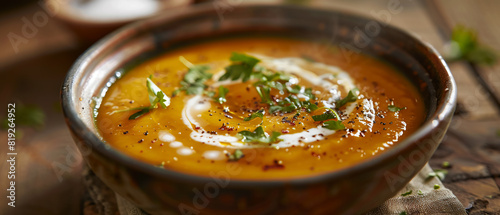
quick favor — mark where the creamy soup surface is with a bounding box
[96,37,425,180]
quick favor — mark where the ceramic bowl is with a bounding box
[62,3,456,215]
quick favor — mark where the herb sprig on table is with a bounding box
[446,25,497,65]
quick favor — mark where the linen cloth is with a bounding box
[82,164,467,215]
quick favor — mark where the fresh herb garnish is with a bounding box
[238,126,282,144]
[336,89,358,108]
[125,76,170,120]
[388,105,406,112]
[442,161,451,168]
[311,108,344,130]
[399,211,407,215]
[401,190,412,196]
[447,25,497,65]
[173,56,212,96]
[215,86,229,104]
[434,184,441,190]
[227,149,244,161]
[417,190,424,195]
[323,120,345,130]
[311,110,337,121]
[219,52,260,82]
[244,110,264,121]
[427,169,448,181]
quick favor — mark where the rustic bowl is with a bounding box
[61,3,456,215]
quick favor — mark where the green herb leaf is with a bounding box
[448,25,497,65]
[442,161,451,168]
[399,211,407,215]
[126,76,170,120]
[227,149,244,161]
[219,52,260,82]
[128,108,151,120]
[434,184,441,190]
[401,190,412,196]
[336,89,358,108]
[427,169,448,181]
[312,110,337,121]
[388,105,406,112]
[215,86,229,104]
[238,126,282,144]
[417,190,424,195]
[176,56,212,95]
[255,85,272,104]
[303,87,316,101]
[323,120,345,130]
[244,110,264,121]
[287,85,302,94]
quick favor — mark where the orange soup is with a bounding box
[96,37,425,179]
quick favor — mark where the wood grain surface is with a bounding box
[0,0,499,214]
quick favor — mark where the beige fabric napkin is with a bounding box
[83,164,466,215]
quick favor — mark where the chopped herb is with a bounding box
[227,149,244,161]
[417,190,424,195]
[129,108,151,120]
[174,56,212,96]
[388,105,406,112]
[255,85,272,104]
[447,25,497,65]
[442,161,451,168]
[287,85,302,94]
[399,211,407,215]
[401,190,412,196]
[323,120,345,130]
[238,126,282,144]
[434,184,441,190]
[121,76,170,120]
[215,86,229,104]
[427,169,448,181]
[244,110,264,121]
[219,52,260,82]
[303,87,316,100]
[336,89,358,108]
[312,110,338,121]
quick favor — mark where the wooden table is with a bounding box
[1,0,499,214]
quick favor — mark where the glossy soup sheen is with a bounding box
[96,37,425,180]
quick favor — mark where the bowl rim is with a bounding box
[62,2,457,186]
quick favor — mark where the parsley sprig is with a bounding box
[336,89,358,108]
[219,52,260,82]
[214,86,229,104]
[311,107,345,130]
[173,56,213,96]
[446,25,497,65]
[244,110,264,121]
[238,126,282,144]
[226,149,244,161]
[122,76,170,120]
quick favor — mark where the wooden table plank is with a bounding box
[430,0,500,113]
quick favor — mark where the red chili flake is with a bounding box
[281,130,290,134]
[159,143,164,146]
[151,139,157,143]
[195,126,200,130]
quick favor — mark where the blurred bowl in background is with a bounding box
[44,0,192,43]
